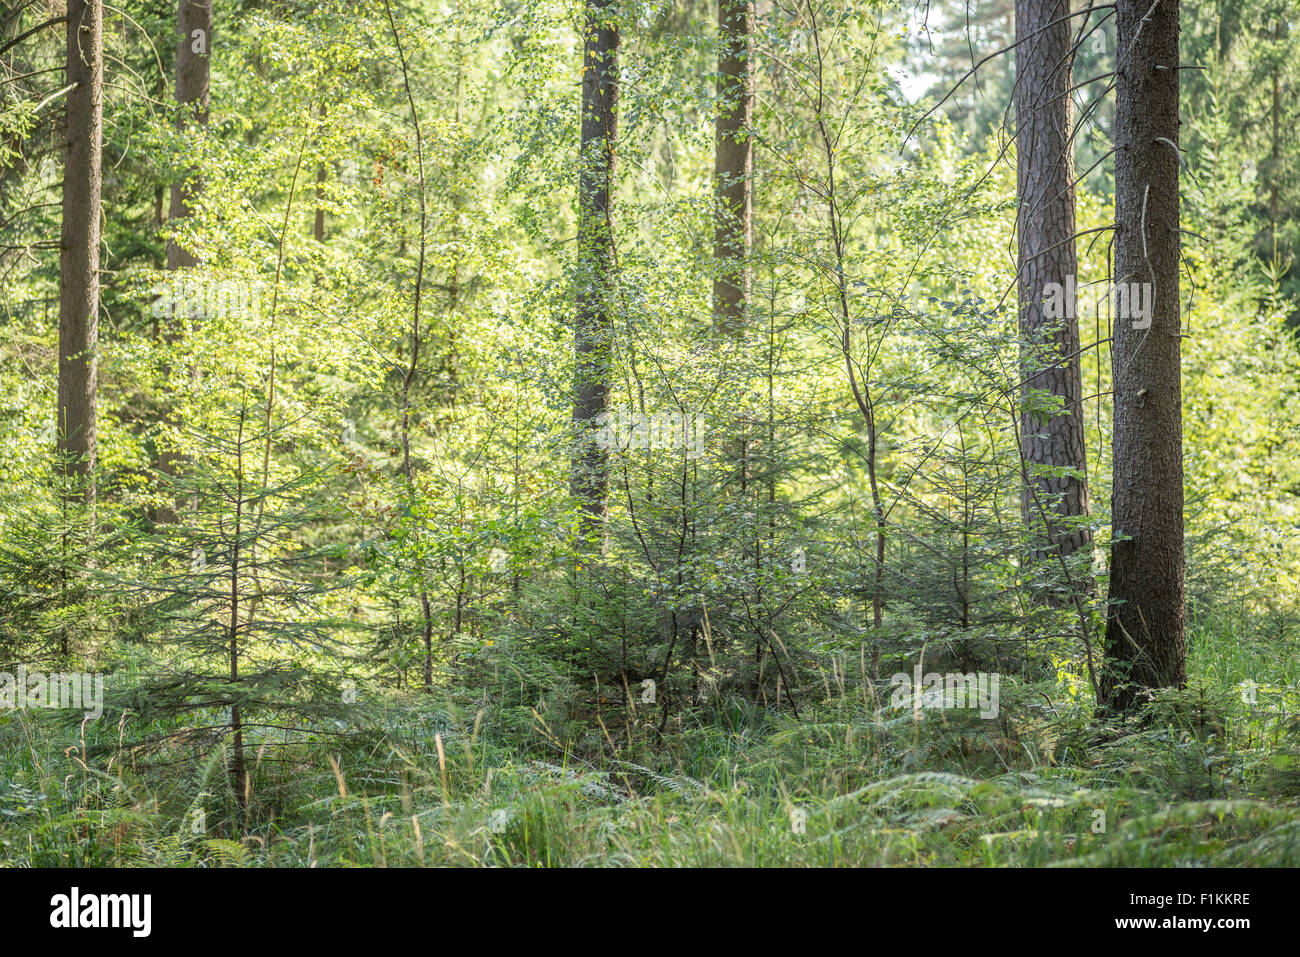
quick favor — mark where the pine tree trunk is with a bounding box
[715,0,755,514]
[166,0,210,271]
[1015,0,1091,566]
[572,0,618,543]
[713,0,752,336]
[153,1,211,524]
[1100,0,1185,712]
[56,0,103,502]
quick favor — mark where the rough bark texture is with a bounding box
[1100,0,1186,712]
[571,0,618,541]
[56,0,103,500]
[1015,0,1091,561]
[166,0,210,271]
[713,0,753,336]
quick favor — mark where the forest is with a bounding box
[1,0,1299,873]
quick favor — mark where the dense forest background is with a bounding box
[2,0,1299,867]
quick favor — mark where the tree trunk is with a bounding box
[56,0,103,502]
[1015,0,1091,567]
[1100,0,1185,712]
[230,410,248,829]
[1270,58,1279,258]
[314,161,326,241]
[571,0,618,544]
[382,0,435,689]
[166,0,210,270]
[315,102,327,242]
[715,0,755,504]
[153,1,211,524]
[713,0,752,336]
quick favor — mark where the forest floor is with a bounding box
[2,615,1298,867]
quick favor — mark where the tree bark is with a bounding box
[315,102,327,242]
[1100,0,1185,712]
[1015,0,1091,565]
[314,161,326,242]
[571,0,618,544]
[166,0,210,271]
[56,0,103,502]
[713,0,752,336]
[153,1,210,523]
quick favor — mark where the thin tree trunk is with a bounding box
[713,0,752,336]
[1270,61,1279,259]
[383,0,437,689]
[314,161,326,242]
[315,102,327,242]
[56,0,102,503]
[806,1,885,633]
[1100,0,1185,713]
[230,409,248,830]
[572,0,618,545]
[1015,0,1091,570]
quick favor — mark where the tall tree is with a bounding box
[1100,0,1186,712]
[315,102,327,242]
[382,0,436,689]
[314,159,326,241]
[56,0,103,502]
[571,0,618,543]
[167,0,211,271]
[713,0,753,335]
[153,0,210,523]
[715,0,755,521]
[1014,0,1092,570]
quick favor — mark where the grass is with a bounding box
[2,616,1299,867]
